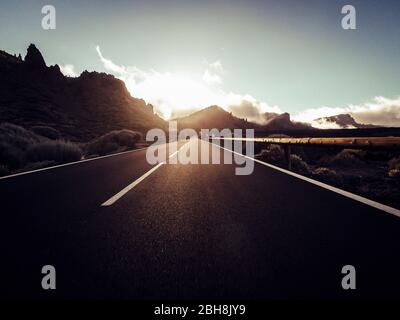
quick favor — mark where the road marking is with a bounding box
[212,142,400,218]
[101,142,188,206]
[0,147,149,181]
[0,140,190,181]
[101,162,164,206]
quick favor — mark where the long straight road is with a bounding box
[1,139,400,299]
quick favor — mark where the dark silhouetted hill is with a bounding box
[176,106,311,133]
[177,105,255,132]
[0,44,166,141]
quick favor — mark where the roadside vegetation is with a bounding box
[256,139,400,209]
[84,129,142,157]
[0,123,144,177]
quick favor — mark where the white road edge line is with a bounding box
[212,142,400,218]
[0,146,149,181]
[101,142,188,207]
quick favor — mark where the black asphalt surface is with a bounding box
[1,139,400,300]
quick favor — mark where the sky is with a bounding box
[0,0,399,127]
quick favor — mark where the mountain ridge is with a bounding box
[176,106,312,132]
[0,44,166,141]
[0,44,386,140]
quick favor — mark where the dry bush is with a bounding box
[0,122,43,169]
[31,126,61,140]
[85,129,143,156]
[312,167,341,185]
[256,144,284,164]
[27,140,82,164]
[290,154,311,175]
[256,145,311,175]
[319,149,366,167]
[0,122,42,148]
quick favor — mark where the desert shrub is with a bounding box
[388,157,400,177]
[31,126,60,140]
[0,122,42,149]
[256,144,284,163]
[85,129,142,156]
[0,142,26,169]
[290,154,311,175]
[0,123,44,169]
[312,167,341,185]
[0,164,9,177]
[313,167,337,176]
[27,140,82,164]
[291,146,308,163]
[319,149,366,167]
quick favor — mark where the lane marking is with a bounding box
[101,162,164,207]
[0,140,189,181]
[101,142,189,206]
[0,147,148,181]
[211,142,400,218]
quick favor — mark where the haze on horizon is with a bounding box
[0,0,399,127]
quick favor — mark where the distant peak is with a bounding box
[25,44,46,68]
[205,105,225,112]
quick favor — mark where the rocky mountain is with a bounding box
[176,105,255,132]
[314,114,378,129]
[0,44,166,141]
[176,106,311,132]
[261,112,311,131]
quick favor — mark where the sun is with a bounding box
[123,72,224,119]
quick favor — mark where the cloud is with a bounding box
[203,69,222,85]
[94,46,400,128]
[293,96,400,128]
[224,93,281,123]
[202,60,223,85]
[59,64,77,77]
[95,46,126,74]
[349,96,400,127]
[310,118,349,129]
[95,46,280,121]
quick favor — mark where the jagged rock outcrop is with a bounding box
[24,44,46,69]
[0,44,166,141]
[261,112,311,131]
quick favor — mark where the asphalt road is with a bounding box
[1,139,400,300]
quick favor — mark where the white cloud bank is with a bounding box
[293,96,400,128]
[95,46,280,122]
[95,46,400,128]
[202,60,223,85]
